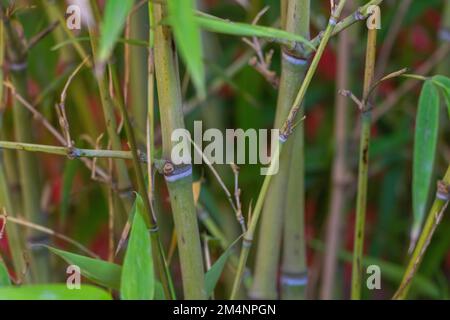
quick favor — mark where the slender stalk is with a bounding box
[280,0,310,300]
[127,4,148,144]
[88,1,134,209]
[250,0,310,300]
[351,27,377,300]
[3,13,49,282]
[0,141,139,160]
[230,0,348,299]
[152,2,206,299]
[393,166,450,299]
[320,3,353,299]
[0,20,28,279]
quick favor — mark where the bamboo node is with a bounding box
[280,271,308,287]
[27,234,51,248]
[148,226,159,234]
[282,50,308,66]
[437,180,450,201]
[438,28,450,43]
[354,9,366,21]
[67,147,81,159]
[8,61,27,71]
[163,162,193,183]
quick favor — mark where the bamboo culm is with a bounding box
[152,2,206,300]
[351,27,377,300]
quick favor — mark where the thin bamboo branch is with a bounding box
[393,166,450,299]
[2,212,98,258]
[351,26,377,300]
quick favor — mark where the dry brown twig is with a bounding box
[0,208,98,258]
[243,6,279,88]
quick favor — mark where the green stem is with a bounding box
[250,0,310,300]
[0,20,28,281]
[280,0,310,300]
[230,1,348,299]
[152,2,206,300]
[88,1,134,207]
[393,166,450,299]
[351,27,377,300]
[3,14,49,282]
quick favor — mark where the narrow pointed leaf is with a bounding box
[0,284,112,300]
[195,15,315,50]
[98,0,134,62]
[167,0,205,98]
[432,75,450,119]
[412,80,440,240]
[0,259,11,287]
[205,237,241,297]
[121,194,155,300]
[46,246,122,290]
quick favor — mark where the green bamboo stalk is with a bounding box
[351,27,377,300]
[0,20,28,281]
[231,0,348,299]
[152,2,206,300]
[393,166,450,299]
[3,13,50,282]
[280,0,310,300]
[128,4,148,144]
[250,0,310,300]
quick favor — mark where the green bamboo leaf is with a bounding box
[0,284,112,300]
[204,236,241,297]
[46,246,122,290]
[432,75,450,119]
[167,0,205,98]
[121,194,155,300]
[195,15,315,50]
[0,259,11,287]
[98,0,134,62]
[412,80,440,242]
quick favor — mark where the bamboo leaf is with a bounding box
[195,15,315,50]
[204,236,240,297]
[412,80,440,243]
[167,0,205,98]
[0,259,11,287]
[0,284,112,300]
[121,194,155,300]
[98,0,134,62]
[46,246,122,290]
[432,75,450,119]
